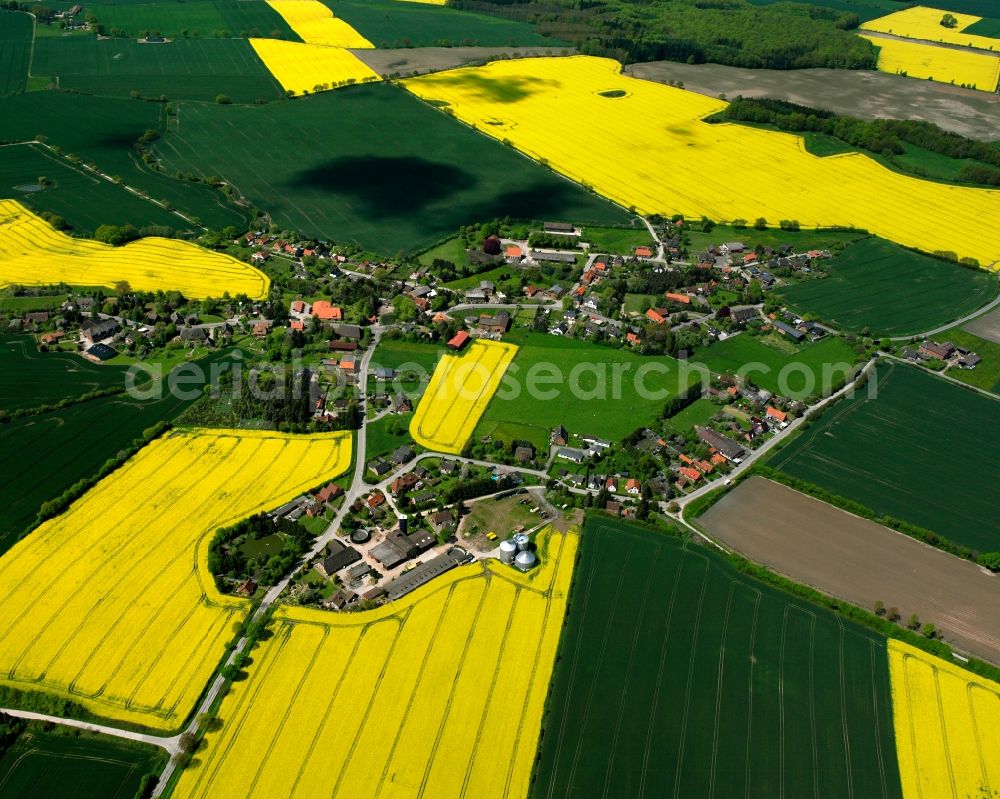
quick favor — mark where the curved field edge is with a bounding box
[0,428,352,733]
[171,526,578,798]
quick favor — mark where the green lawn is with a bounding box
[693,332,860,400]
[685,223,865,255]
[476,332,694,450]
[769,360,1000,553]
[323,0,564,48]
[442,264,518,290]
[0,143,182,233]
[0,10,31,96]
[417,235,469,268]
[532,515,902,799]
[0,92,250,230]
[664,397,719,433]
[0,334,129,412]
[0,293,69,312]
[0,348,237,554]
[622,293,660,314]
[89,0,301,40]
[0,727,165,799]
[152,82,630,253]
[365,411,414,461]
[778,238,997,337]
[580,223,653,254]
[32,36,283,102]
[370,338,442,373]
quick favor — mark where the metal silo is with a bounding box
[514,533,531,552]
[514,549,537,572]
[499,539,517,565]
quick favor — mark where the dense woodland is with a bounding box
[450,0,876,69]
[715,97,1000,186]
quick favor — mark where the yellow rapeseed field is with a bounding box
[174,526,578,799]
[403,56,1000,266]
[862,6,999,51]
[265,0,373,47]
[860,34,1000,91]
[410,338,518,454]
[0,199,269,298]
[249,39,379,95]
[0,429,352,731]
[887,640,1000,799]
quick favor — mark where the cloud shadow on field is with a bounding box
[286,156,475,216]
[422,72,557,104]
[464,181,607,223]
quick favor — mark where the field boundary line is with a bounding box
[868,641,890,799]
[743,589,762,799]
[928,658,960,799]
[966,684,993,795]
[835,618,855,799]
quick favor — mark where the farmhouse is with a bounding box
[316,541,362,578]
[544,221,576,235]
[664,292,691,305]
[447,330,470,350]
[557,448,586,463]
[695,426,746,462]
[382,549,468,600]
[80,318,119,343]
[772,321,806,342]
[505,245,523,262]
[634,246,654,258]
[332,324,363,340]
[478,311,510,334]
[312,301,342,321]
[370,534,419,569]
[919,340,955,360]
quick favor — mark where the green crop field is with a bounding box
[322,0,563,48]
[0,143,181,233]
[88,0,301,40]
[770,360,1000,553]
[0,727,164,799]
[476,331,693,450]
[0,11,31,96]
[532,515,902,799]
[0,335,129,412]
[152,82,630,252]
[692,333,860,400]
[778,238,997,337]
[0,348,237,554]
[370,337,442,373]
[0,92,250,230]
[32,36,283,103]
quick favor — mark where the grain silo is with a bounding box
[499,538,517,565]
[514,549,537,572]
[514,533,531,552]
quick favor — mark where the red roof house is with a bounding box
[447,330,470,350]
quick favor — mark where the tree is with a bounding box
[754,217,768,230]
[114,280,132,296]
[907,613,920,630]
[215,94,232,104]
[887,606,900,622]
[178,731,198,753]
[921,623,936,639]
[873,600,885,617]
[978,552,1000,571]
[941,13,958,27]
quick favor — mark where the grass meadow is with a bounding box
[476,331,693,450]
[770,360,1000,553]
[0,92,250,230]
[32,36,283,103]
[693,333,859,400]
[778,238,997,336]
[152,82,629,253]
[532,516,902,799]
[0,143,181,233]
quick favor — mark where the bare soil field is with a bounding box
[351,46,571,77]
[627,62,1000,141]
[699,476,1000,664]
[964,304,1000,344]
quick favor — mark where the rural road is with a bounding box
[0,708,179,752]
[889,290,1000,342]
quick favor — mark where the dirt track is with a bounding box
[700,477,1000,664]
[627,62,1000,141]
